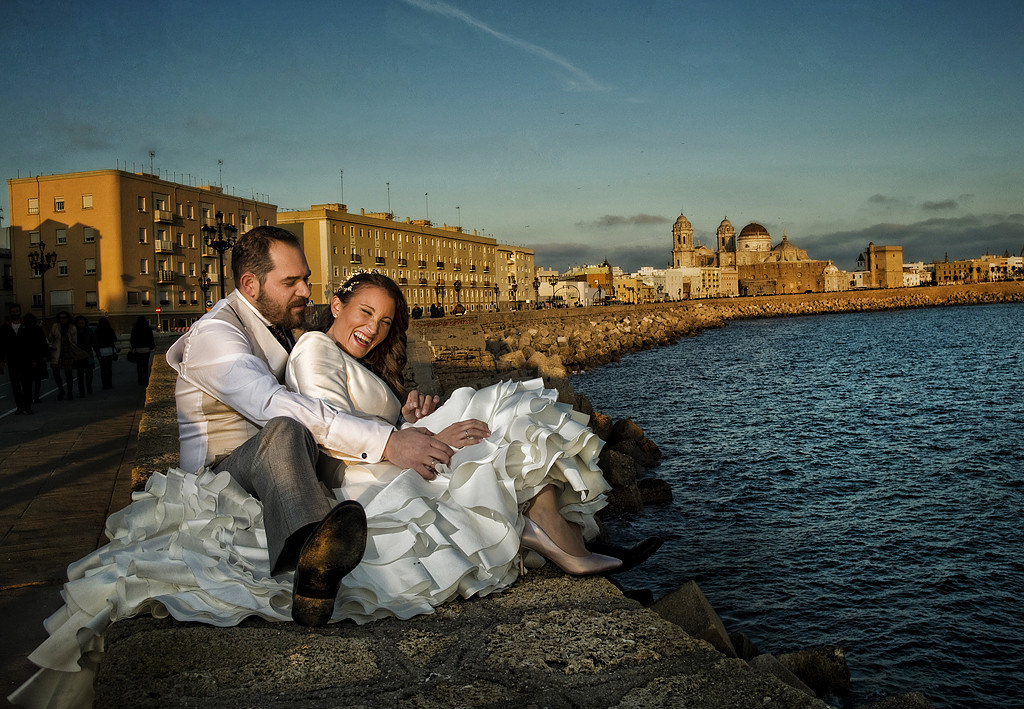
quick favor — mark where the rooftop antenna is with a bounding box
[340,170,344,204]
[218,160,223,188]
[149,151,154,175]
[386,182,391,215]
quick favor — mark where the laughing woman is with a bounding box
[284,272,622,622]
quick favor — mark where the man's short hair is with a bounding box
[231,226,302,285]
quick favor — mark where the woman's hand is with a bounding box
[434,419,491,449]
[402,390,440,424]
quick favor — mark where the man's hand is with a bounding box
[401,390,440,424]
[383,427,455,480]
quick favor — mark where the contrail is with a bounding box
[398,0,610,92]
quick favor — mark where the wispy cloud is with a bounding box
[577,214,671,228]
[397,0,610,92]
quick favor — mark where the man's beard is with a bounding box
[255,291,306,329]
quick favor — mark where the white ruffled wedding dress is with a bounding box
[10,330,610,709]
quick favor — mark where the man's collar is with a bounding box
[233,289,272,327]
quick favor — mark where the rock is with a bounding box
[853,691,935,709]
[609,417,645,445]
[777,646,852,697]
[637,477,673,505]
[651,581,737,658]
[749,653,816,697]
[598,448,640,487]
[602,485,644,515]
[729,631,760,661]
[590,411,613,440]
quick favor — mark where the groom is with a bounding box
[167,225,454,626]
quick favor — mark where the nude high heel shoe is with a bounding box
[520,518,622,575]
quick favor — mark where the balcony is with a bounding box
[483,266,490,273]
[157,270,176,284]
[418,260,427,268]
[398,277,408,285]
[397,258,408,267]
[154,209,174,223]
[155,239,175,253]
[469,265,476,272]
[419,278,428,286]
[350,254,363,265]
[436,261,445,269]
[453,263,461,271]
[375,256,386,266]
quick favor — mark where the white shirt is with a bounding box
[166,290,393,472]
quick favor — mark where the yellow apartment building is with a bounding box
[7,169,276,331]
[278,204,534,313]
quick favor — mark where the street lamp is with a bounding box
[453,279,462,303]
[27,241,58,317]
[532,277,540,308]
[198,273,212,311]
[492,284,500,311]
[201,211,238,300]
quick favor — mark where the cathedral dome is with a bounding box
[737,222,772,252]
[674,214,692,229]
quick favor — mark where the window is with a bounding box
[142,290,151,305]
[82,194,93,209]
[29,231,40,245]
[155,195,168,211]
[140,259,149,274]
[83,227,95,243]
[188,204,195,220]
[57,261,69,276]
[127,291,140,305]
[176,232,184,246]
[139,228,148,244]
[32,294,43,308]
[189,263,197,276]
[189,234,196,248]
[54,197,65,212]
[85,258,96,275]
[138,196,147,212]
[51,290,74,307]
[56,229,67,245]
[85,291,98,307]
[28,198,39,215]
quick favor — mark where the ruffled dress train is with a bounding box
[10,378,609,709]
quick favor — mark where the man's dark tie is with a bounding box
[268,325,294,353]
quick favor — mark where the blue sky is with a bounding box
[3,0,1022,272]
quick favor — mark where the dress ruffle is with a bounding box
[10,378,608,709]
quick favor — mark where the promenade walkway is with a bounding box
[0,353,153,707]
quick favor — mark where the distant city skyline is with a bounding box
[3,0,1022,273]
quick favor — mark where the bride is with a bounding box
[283,272,623,621]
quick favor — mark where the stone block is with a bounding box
[650,581,737,658]
[598,448,640,487]
[749,653,816,697]
[637,477,673,505]
[777,646,852,697]
[853,691,935,709]
[729,631,760,661]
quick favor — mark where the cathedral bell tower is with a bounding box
[672,214,694,268]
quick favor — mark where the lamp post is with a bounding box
[453,279,462,303]
[27,241,58,317]
[198,273,212,311]
[509,277,518,311]
[201,211,238,300]
[532,277,540,308]
[492,284,500,311]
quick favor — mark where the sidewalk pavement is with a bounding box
[0,352,159,706]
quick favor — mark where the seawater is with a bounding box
[571,302,1024,709]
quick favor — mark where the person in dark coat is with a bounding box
[130,316,156,386]
[0,304,31,413]
[94,317,119,389]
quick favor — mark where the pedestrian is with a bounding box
[47,311,78,401]
[74,315,96,396]
[0,303,32,413]
[94,317,119,389]
[20,313,50,409]
[129,316,155,386]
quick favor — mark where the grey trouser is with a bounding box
[213,417,333,573]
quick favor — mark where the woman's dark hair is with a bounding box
[327,273,409,398]
[96,317,115,335]
[56,310,72,333]
[132,316,150,332]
